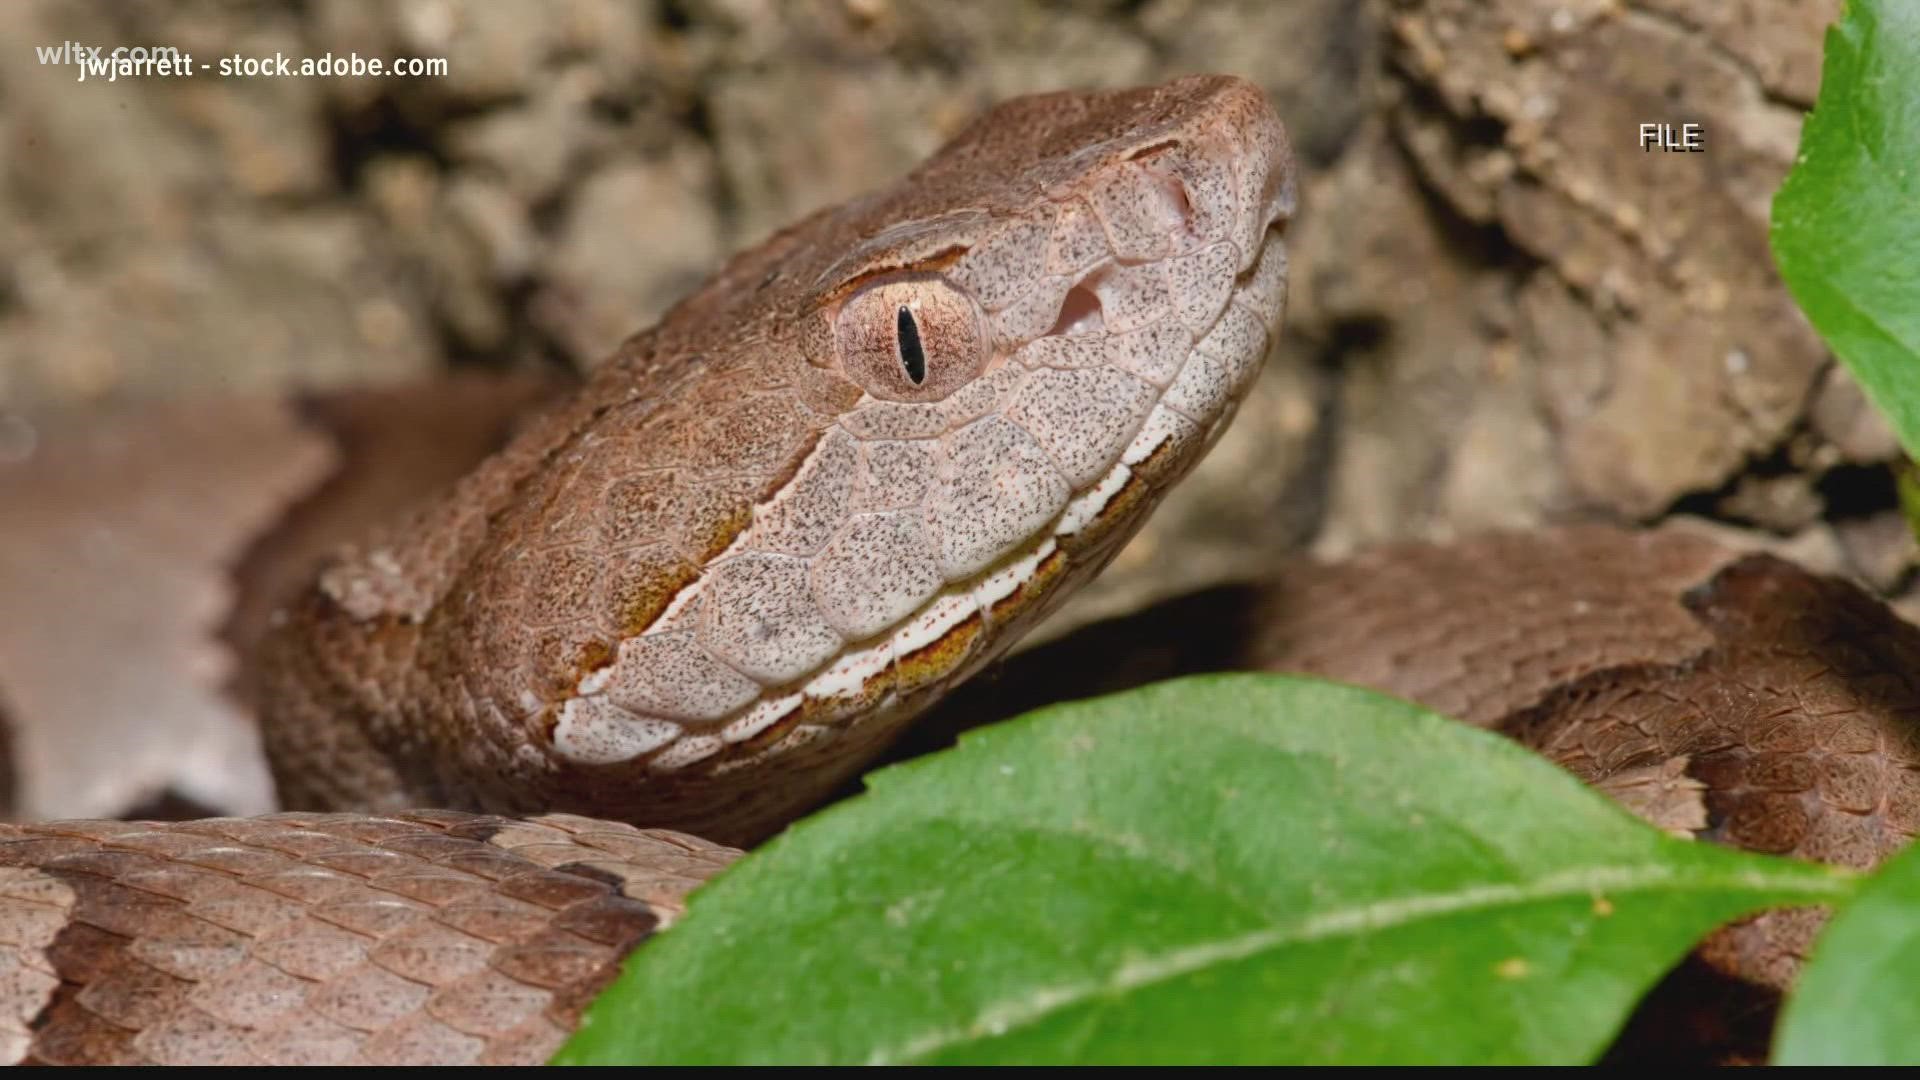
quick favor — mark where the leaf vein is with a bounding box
[872,861,1846,1064]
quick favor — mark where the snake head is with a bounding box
[557,76,1296,834]
[267,76,1294,844]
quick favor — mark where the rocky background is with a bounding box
[2,0,1907,622]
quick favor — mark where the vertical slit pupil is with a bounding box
[896,306,927,385]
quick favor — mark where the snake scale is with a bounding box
[3,74,1917,1065]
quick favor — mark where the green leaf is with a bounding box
[555,675,1850,1065]
[1775,838,1920,1064]
[1771,0,1920,457]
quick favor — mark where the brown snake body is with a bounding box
[1,73,1913,1065]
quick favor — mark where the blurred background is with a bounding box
[2,0,1903,624]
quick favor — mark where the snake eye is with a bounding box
[833,276,988,402]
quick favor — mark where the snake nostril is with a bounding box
[1048,284,1105,337]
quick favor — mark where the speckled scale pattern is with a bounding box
[258,76,1296,845]
[0,812,736,1065]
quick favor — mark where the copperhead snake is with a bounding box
[0,74,1913,1064]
